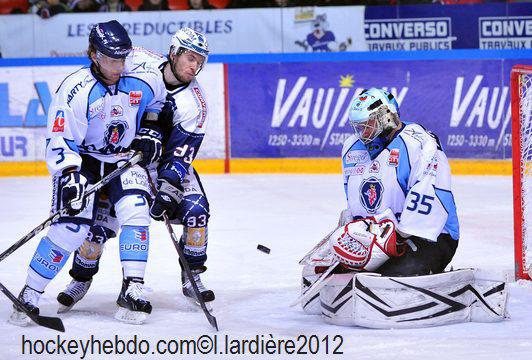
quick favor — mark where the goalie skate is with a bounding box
[114,278,152,325]
[8,285,41,327]
[57,278,93,313]
[182,266,215,309]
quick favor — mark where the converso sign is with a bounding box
[228,59,522,160]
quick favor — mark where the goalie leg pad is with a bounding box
[319,269,508,328]
[301,265,324,315]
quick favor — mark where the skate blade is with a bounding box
[114,306,148,325]
[57,304,74,314]
[8,310,31,327]
[184,296,214,312]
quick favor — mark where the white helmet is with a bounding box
[170,27,209,62]
[348,88,400,144]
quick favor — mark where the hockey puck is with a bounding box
[257,244,271,254]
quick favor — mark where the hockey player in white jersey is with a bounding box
[55,27,215,312]
[10,20,167,326]
[300,88,460,312]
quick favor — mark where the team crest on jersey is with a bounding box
[49,249,64,263]
[52,110,65,132]
[129,91,142,106]
[111,105,123,117]
[388,149,400,167]
[359,177,384,214]
[104,121,129,147]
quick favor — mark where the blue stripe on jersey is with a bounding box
[433,186,460,240]
[45,138,78,153]
[65,139,79,153]
[86,82,107,122]
[118,76,156,130]
[392,136,411,196]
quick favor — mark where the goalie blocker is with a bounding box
[319,269,508,328]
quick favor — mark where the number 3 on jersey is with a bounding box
[406,191,434,215]
[173,144,195,164]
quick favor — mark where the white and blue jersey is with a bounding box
[156,73,208,186]
[341,122,459,242]
[45,47,167,176]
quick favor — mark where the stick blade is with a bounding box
[33,314,65,332]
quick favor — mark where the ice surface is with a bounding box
[0,175,531,359]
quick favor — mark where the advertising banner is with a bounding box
[0,63,225,161]
[228,58,525,160]
[0,9,282,58]
[0,4,530,58]
[364,2,532,51]
[281,6,366,53]
[0,127,46,162]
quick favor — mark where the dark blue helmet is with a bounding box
[89,20,132,59]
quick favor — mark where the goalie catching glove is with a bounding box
[330,218,405,271]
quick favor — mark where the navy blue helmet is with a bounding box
[89,20,132,59]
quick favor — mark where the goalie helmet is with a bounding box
[170,27,209,62]
[348,88,401,144]
[89,20,132,59]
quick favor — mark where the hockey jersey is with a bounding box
[341,122,459,242]
[45,47,167,176]
[156,71,208,186]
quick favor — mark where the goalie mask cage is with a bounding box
[512,64,532,281]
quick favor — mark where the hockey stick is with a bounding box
[148,180,218,331]
[0,282,64,332]
[298,225,341,265]
[0,152,142,263]
[290,261,340,308]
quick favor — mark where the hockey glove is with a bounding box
[150,179,184,221]
[130,127,163,167]
[59,169,88,215]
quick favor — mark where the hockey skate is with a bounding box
[8,285,42,326]
[182,266,215,309]
[115,277,152,325]
[57,278,93,313]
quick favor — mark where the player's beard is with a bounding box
[92,61,121,86]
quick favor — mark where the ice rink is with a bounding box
[0,174,531,359]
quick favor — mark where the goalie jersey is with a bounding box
[45,47,167,176]
[341,122,459,242]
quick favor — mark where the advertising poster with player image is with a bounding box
[228,58,526,160]
[281,6,366,53]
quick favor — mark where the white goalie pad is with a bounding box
[320,269,508,328]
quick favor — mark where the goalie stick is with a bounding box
[298,225,341,265]
[290,261,340,307]
[0,152,142,263]
[148,180,219,331]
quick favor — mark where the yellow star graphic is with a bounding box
[339,74,355,88]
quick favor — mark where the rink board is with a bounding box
[1,52,529,176]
